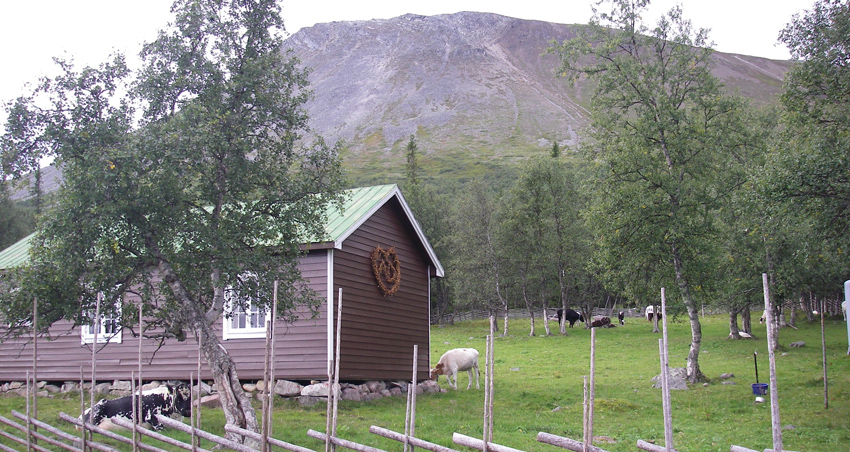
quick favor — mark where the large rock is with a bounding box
[93,383,112,394]
[194,381,212,397]
[418,380,441,393]
[111,380,131,391]
[275,380,303,397]
[340,388,362,401]
[651,367,689,390]
[301,382,330,397]
[200,394,221,408]
[365,381,386,393]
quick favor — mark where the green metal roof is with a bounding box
[323,184,397,242]
[0,233,35,270]
[0,185,444,276]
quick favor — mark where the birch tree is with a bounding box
[552,0,749,382]
[0,0,343,443]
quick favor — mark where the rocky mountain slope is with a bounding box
[283,11,791,184]
[12,12,792,197]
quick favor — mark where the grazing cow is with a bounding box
[430,348,480,390]
[81,383,192,431]
[556,308,585,328]
[618,311,625,326]
[645,306,662,321]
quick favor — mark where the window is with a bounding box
[81,302,122,344]
[223,275,269,340]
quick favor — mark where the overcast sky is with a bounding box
[0,0,813,105]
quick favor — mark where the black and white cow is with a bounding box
[81,383,192,431]
[556,308,585,328]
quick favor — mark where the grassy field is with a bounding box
[1,314,848,452]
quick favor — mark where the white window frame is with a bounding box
[81,299,122,344]
[223,276,269,340]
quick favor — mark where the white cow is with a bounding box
[430,348,480,390]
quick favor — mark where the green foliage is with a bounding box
[446,180,506,315]
[766,0,850,243]
[499,156,599,335]
[1,0,344,333]
[0,184,35,251]
[405,134,419,187]
[0,0,344,436]
[550,0,761,381]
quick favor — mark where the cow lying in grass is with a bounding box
[430,348,480,390]
[81,383,192,431]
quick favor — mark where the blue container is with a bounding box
[752,383,768,395]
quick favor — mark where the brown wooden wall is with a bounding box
[333,197,431,382]
[0,252,331,383]
[0,197,435,384]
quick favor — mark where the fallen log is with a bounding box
[155,415,256,452]
[225,423,317,452]
[636,439,678,452]
[369,426,460,452]
[109,416,211,452]
[59,412,170,452]
[307,429,388,452]
[535,432,609,452]
[452,432,525,452]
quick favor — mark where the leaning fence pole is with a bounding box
[586,328,597,452]
[582,376,588,452]
[267,280,279,452]
[189,372,197,452]
[197,331,203,444]
[31,296,38,439]
[262,307,273,452]
[482,334,490,452]
[87,293,102,452]
[324,324,334,452]
[26,370,32,452]
[80,368,87,452]
[136,302,143,452]
[403,344,419,452]
[487,332,494,440]
[331,288,344,451]
[131,372,137,452]
[762,273,783,452]
[820,298,828,410]
[660,289,672,452]
[91,293,101,421]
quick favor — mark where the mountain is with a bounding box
[283,11,791,186]
[11,12,792,198]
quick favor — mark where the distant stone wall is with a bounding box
[0,378,445,406]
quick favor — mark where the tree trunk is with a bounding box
[560,299,568,335]
[155,259,260,446]
[742,306,752,335]
[521,281,537,337]
[671,246,705,383]
[805,292,814,322]
[728,308,742,339]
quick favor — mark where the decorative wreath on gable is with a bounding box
[371,246,401,297]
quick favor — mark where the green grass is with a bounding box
[2,314,849,451]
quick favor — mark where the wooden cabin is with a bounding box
[0,184,443,383]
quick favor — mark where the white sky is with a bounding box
[0,0,813,106]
